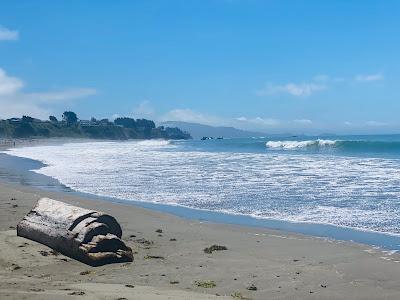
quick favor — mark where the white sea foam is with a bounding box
[134,139,173,147]
[6,140,400,236]
[266,139,337,149]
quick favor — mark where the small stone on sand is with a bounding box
[68,291,85,296]
[8,264,21,271]
[39,250,49,256]
[247,284,257,291]
[203,245,228,254]
[79,270,91,275]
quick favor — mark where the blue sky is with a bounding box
[0,0,399,134]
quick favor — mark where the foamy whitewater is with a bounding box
[6,136,400,236]
[266,139,337,149]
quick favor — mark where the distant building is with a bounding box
[79,120,92,126]
[8,118,21,124]
[80,119,104,127]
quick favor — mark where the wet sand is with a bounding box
[1,181,400,299]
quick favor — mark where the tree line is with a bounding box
[0,111,191,140]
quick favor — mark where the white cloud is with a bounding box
[0,68,24,95]
[0,67,96,119]
[127,101,353,133]
[161,108,224,126]
[344,121,352,126]
[355,73,384,82]
[250,117,280,126]
[257,82,326,97]
[236,116,281,127]
[161,107,308,130]
[256,72,385,99]
[0,25,19,41]
[236,116,247,121]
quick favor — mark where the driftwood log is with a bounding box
[17,198,133,266]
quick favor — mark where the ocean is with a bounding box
[4,135,400,249]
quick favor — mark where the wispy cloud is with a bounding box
[0,25,19,41]
[236,116,280,126]
[161,108,223,126]
[256,81,326,97]
[141,103,313,131]
[28,88,97,103]
[355,73,384,82]
[365,120,387,127]
[257,72,385,98]
[0,67,96,119]
[132,100,156,119]
[293,119,312,125]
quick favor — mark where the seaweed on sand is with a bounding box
[203,245,228,254]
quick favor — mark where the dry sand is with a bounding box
[1,182,400,299]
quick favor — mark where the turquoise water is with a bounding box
[177,135,400,158]
[4,134,400,250]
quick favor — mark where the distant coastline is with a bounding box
[0,112,191,140]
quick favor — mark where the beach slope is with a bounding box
[1,182,400,299]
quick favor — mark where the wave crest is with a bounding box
[266,139,337,149]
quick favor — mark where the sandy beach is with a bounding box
[0,181,400,300]
[3,1,400,298]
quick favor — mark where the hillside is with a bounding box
[0,114,191,140]
[160,121,266,139]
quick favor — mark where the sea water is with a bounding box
[5,135,400,240]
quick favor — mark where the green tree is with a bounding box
[22,115,34,122]
[49,115,58,123]
[62,111,78,125]
[114,117,137,128]
[14,122,36,137]
[136,119,155,129]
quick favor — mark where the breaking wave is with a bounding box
[266,139,400,154]
[266,139,337,149]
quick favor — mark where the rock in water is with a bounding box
[17,198,133,266]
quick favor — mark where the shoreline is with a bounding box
[2,182,400,299]
[2,138,400,298]
[2,139,400,252]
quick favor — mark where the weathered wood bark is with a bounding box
[17,198,133,266]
